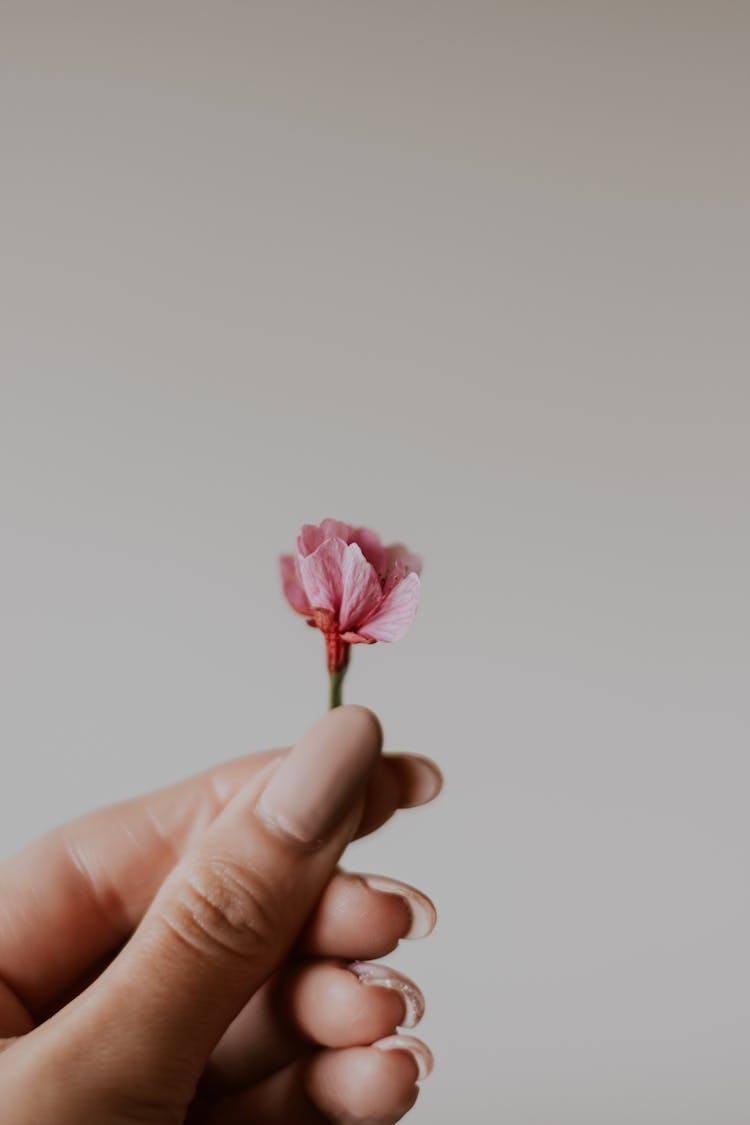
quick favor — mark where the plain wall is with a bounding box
[1,3,748,1122]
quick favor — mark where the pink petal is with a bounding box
[351,526,386,575]
[338,543,384,633]
[320,517,355,541]
[384,543,423,576]
[297,524,325,557]
[280,555,310,614]
[359,572,421,642]
[381,558,406,597]
[298,537,347,616]
[297,519,355,558]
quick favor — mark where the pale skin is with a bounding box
[0,706,441,1123]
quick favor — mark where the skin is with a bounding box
[0,706,441,1123]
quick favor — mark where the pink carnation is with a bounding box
[280,518,422,675]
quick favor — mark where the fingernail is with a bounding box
[390,754,443,808]
[347,961,425,1029]
[373,1035,434,1080]
[360,874,437,940]
[257,707,381,844]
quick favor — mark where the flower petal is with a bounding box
[280,554,310,614]
[320,517,355,542]
[351,526,386,575]
[381,558,405,597]
[384,543,423,576]
[298,537,347,616]
[359,572,421,642]
[297,519,355,558]
[297,524,324,557]
[338,543,384,633]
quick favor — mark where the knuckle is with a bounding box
[163,854,282,962]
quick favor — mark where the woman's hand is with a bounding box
[0,706,441,1123]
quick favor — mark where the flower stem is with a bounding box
[329,667,346,709]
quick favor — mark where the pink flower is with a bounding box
[280,518,422,677]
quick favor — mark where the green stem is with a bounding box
[329,667,346,709]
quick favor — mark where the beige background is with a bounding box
[1,3,749,1122]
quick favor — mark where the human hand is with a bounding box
[0,706,441,1123]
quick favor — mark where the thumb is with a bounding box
[69,705,382,1104]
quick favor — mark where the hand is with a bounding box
[0,706,441,1123]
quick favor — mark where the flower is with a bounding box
[280,519,422,696]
